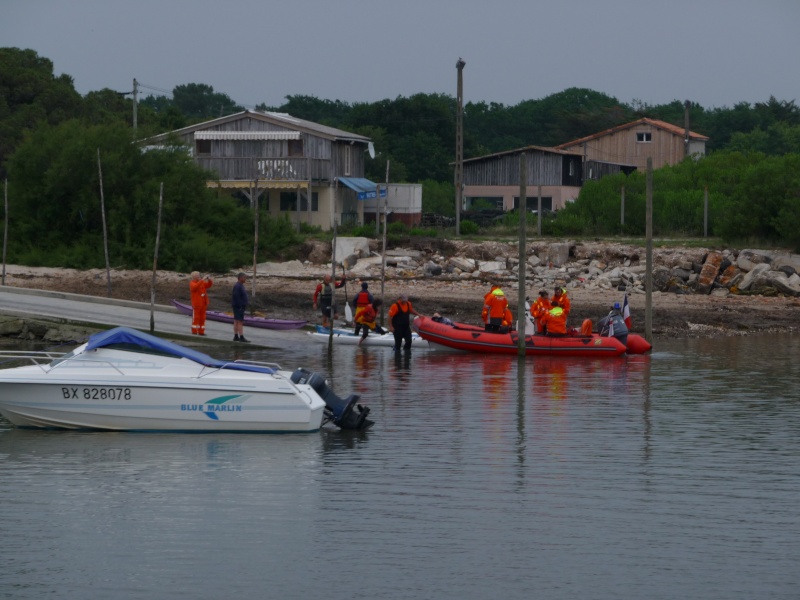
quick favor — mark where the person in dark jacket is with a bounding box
[232,272,249,343]
[597,302,629,346]
[312,273,346,328]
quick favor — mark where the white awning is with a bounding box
[194,131,301,140]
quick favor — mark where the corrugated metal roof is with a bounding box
[194,131,300,140]
[142,110,371,145]
[452,145,582,166]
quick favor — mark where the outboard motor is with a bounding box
[290,368,373,430]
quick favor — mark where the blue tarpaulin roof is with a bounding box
[85,327,275,373]
[338,177,387,200]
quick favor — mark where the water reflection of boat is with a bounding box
[171,299,307,330]
[413,316,628,357]
[0,327,372,432]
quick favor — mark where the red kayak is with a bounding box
[413,316,628,357]
[171,300,307,330]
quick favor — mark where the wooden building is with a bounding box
[555,117,709,171]
[461,145,584,213]
[143,110,385,230]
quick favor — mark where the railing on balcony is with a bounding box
[195,157,331,181]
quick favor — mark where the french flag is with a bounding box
[622,293,632,329]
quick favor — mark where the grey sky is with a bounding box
[3,0,799,110]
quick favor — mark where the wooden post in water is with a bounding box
[328,177,338,346]
[455,58,465,236]
[149,182,164,333]
[517,152,527,356]
[97,149,111,297]
[2,178,8,286]
[645,158,653,343]
[251,179,259,298]
[380,161,390,325]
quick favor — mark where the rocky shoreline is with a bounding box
[1,239,799,342]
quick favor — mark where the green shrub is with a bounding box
[388,221,408,235]
[351,224,376,238]
[460,220,479,235]
[410,227,438,237]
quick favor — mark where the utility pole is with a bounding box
[517,152,527,356]
[133,78,138,132]
[645,158,653,344]
[455,58,465,236]
[683,99,691,158]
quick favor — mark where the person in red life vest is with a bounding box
[541,300,567,336]
[356,299,385,346]
[352,281,374,336]
[531,289,551,333]
[482,284,501,326]
[553,286,571,321]
[189,271,213,335]
[312,273,346,329]
[388,294,422,352]
[482,287,508,332]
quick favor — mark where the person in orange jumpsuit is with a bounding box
[482,284,500,326]
[531,289,551,333]
[553,286,571,320]
[189,271,213,335]
[501,307,514,330]
[541,301,567,336]
[482,288,508,332]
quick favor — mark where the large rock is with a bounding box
[696,251,723,294]
[771,252,800,273]
[334,237,370,261]
[763,271,800,296]
[717,263,741,288]
[547,243,571,267]
[737,249,773,272]
[478,261,507,275]
[448,257,476,272]
[737,263,771,291]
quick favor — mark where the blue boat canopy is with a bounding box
[84,327,275,374]
[338,177,387,200]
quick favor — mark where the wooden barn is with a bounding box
[555,117,708,171]
[142,110,385,230]
[461,145,584,213]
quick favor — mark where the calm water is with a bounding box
[1,333,799,599]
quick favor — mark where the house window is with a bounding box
[288,139,303,157]
[636,132,652,143]
[344,145,352,176]
[280,191,318,211]
[196,139,211,154]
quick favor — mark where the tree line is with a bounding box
[1,46,799,271]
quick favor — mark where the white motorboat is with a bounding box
[309,325,427,348]
[0,327,372,432]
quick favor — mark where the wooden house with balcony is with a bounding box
[143,110,385,230]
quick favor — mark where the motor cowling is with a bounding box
[290,368,373,430]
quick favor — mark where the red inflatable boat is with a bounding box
[413,317,650,357]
